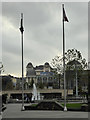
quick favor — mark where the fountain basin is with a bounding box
[24,100,64,111]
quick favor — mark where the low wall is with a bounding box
[2,89,73,99]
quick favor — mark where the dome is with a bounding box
[26,62,33,68]
[26,62,36,76]
[44,62,49,66]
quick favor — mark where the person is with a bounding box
[26,96,30,103]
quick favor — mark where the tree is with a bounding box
[0,62,4,75]
[51,48,88,95]
[65,48,87,69]
[51,55,63,74]
[65,49,87,96]
[38,82,44,89]
[52,71,60,89]
[30,79,34,88]
[2,75,14,90]
[5,81,14,90]
[51,48,87,71]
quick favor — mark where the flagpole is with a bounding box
[19,13,24,111]
[62,4,67,111]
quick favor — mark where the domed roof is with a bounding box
[26,62,33,68]
[44,62,49,66]
[26,62,36,76]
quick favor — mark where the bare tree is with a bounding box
[51,48,87,72]
[0,62,4,75]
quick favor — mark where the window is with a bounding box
[37,77,42,83]
[43,77,47,83]
[48,77,53,83]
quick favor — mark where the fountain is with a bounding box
[24,83,64,111]
[37,92,40,100]
[31,83,40,101]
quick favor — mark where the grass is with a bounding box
[30,104,37,107]
[61,103,82,109]
[30,102,83,109]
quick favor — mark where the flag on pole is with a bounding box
[63,6,69,22]
[62,4,68,111]
[20,13,24,34]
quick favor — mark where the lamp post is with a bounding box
[75,61,81,98]
[75,63,78,97]
[19,13,24,111]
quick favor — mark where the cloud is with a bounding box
[2,2,88,76]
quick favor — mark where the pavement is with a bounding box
[2,103,88,118]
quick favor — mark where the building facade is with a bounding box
[26,62,59,89]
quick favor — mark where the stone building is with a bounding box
[26,62,36,84]
[26,62,59,89]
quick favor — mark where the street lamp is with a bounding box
[19,13,24,111]
[75,63,78,97]
[74,61,81,97]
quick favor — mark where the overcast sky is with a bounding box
[2,2,88,77]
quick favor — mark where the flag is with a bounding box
[63,7,69,22]
[19,13,24,33]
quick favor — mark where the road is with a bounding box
[2,104,88,118]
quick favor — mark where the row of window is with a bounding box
[27,77,59,83]
[38,77,53,80]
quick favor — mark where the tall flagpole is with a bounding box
[19,13,24,111]
[62,4,67,111]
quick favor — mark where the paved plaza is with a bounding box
[1,103,88,119]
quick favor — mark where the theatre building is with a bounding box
[25,62,59,89]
